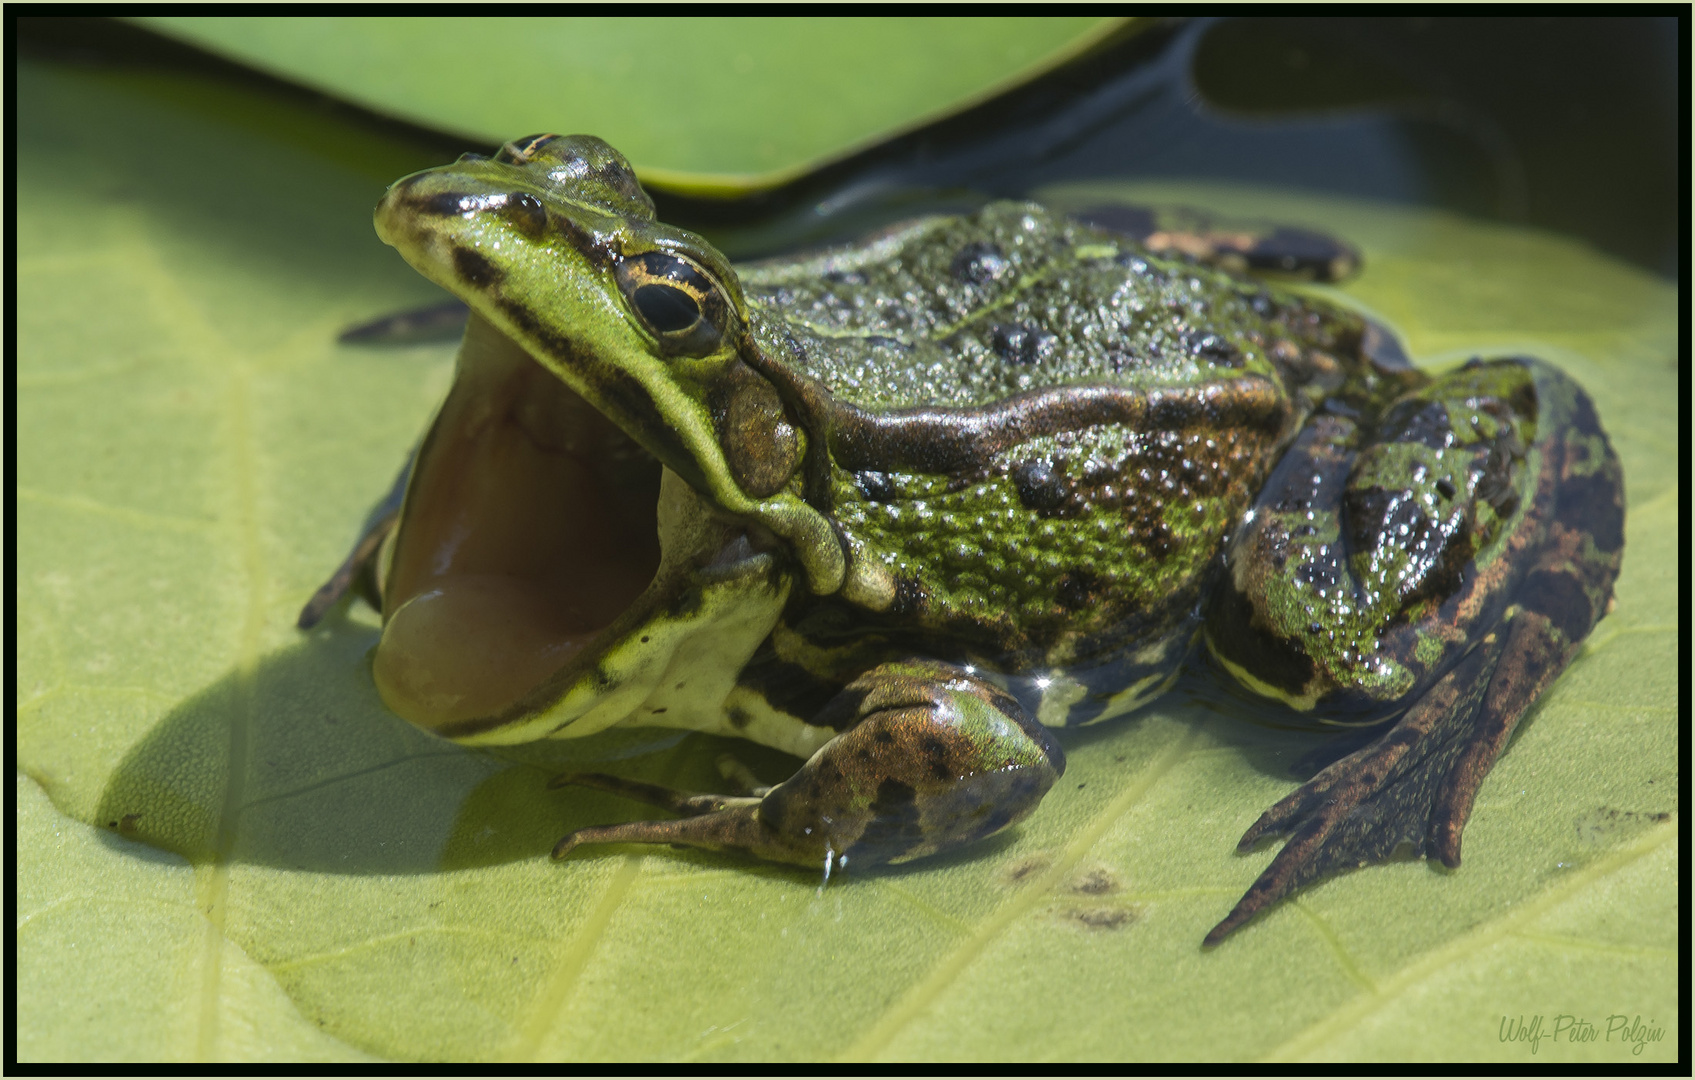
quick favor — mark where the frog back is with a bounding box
[731,203,1375,725]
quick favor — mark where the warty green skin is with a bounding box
[308,135,1624,944]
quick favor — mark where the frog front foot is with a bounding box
[1203,356,1624,945]
[551,660,1065,873]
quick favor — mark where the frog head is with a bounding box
[369,135,839,744]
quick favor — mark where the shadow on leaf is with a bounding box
[93,609,1392,885]
[95,617,707,875]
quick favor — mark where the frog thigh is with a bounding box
[551,659,1066,872]
[1202,357,1624,943]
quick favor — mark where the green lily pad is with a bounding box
[129,15,1126,192]
[15,57,1678,1063]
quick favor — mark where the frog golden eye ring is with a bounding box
[614,250,732,356]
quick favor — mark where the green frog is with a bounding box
[302,135,1624,944]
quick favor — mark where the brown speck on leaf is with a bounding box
[1063,906,1137,931]
[999,854,1053,885]
[1575,806,1676,845]
[1067,867,1121,895]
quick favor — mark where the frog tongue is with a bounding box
[373,315,662,733]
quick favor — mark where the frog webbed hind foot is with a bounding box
[1205,633,1505,946]
[1203,357,1624,944]
[1206,565,1619,946]
[550,660,1065,872]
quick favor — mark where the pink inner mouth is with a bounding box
[373,322,661,733]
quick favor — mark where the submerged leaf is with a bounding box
[132,16,1128,190]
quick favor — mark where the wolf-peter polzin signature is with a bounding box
[1499,1013,1665,1055]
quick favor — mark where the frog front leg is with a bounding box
[297,448,415,628]
[550,659,1065,872]
[1202,356,1624,944]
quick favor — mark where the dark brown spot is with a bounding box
[889,576,930,618]
[1522,567,1599,642]
[1556,467,1625,554]
[854,470,898,502]
[1056,569,1100,611]
[1185,332,1241,368]
[1377,399,1453,450]
[847,778,924,864]
[991,323,1053,365]
[951,241,1008,285]
[1562,379,1601,434]
[1294,561,1339,589]
[922,735,954,780]
[1013,460,1069,512]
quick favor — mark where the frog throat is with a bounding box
[371,316,793,740]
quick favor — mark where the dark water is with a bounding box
[676,17,1682,276]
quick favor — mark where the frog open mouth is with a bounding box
[371,316,666,734]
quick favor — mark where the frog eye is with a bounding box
[614,250,733,357]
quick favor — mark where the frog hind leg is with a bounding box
[549,659,1065,872]
[1069,204,1361,282]
[1203,357,1624,945]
